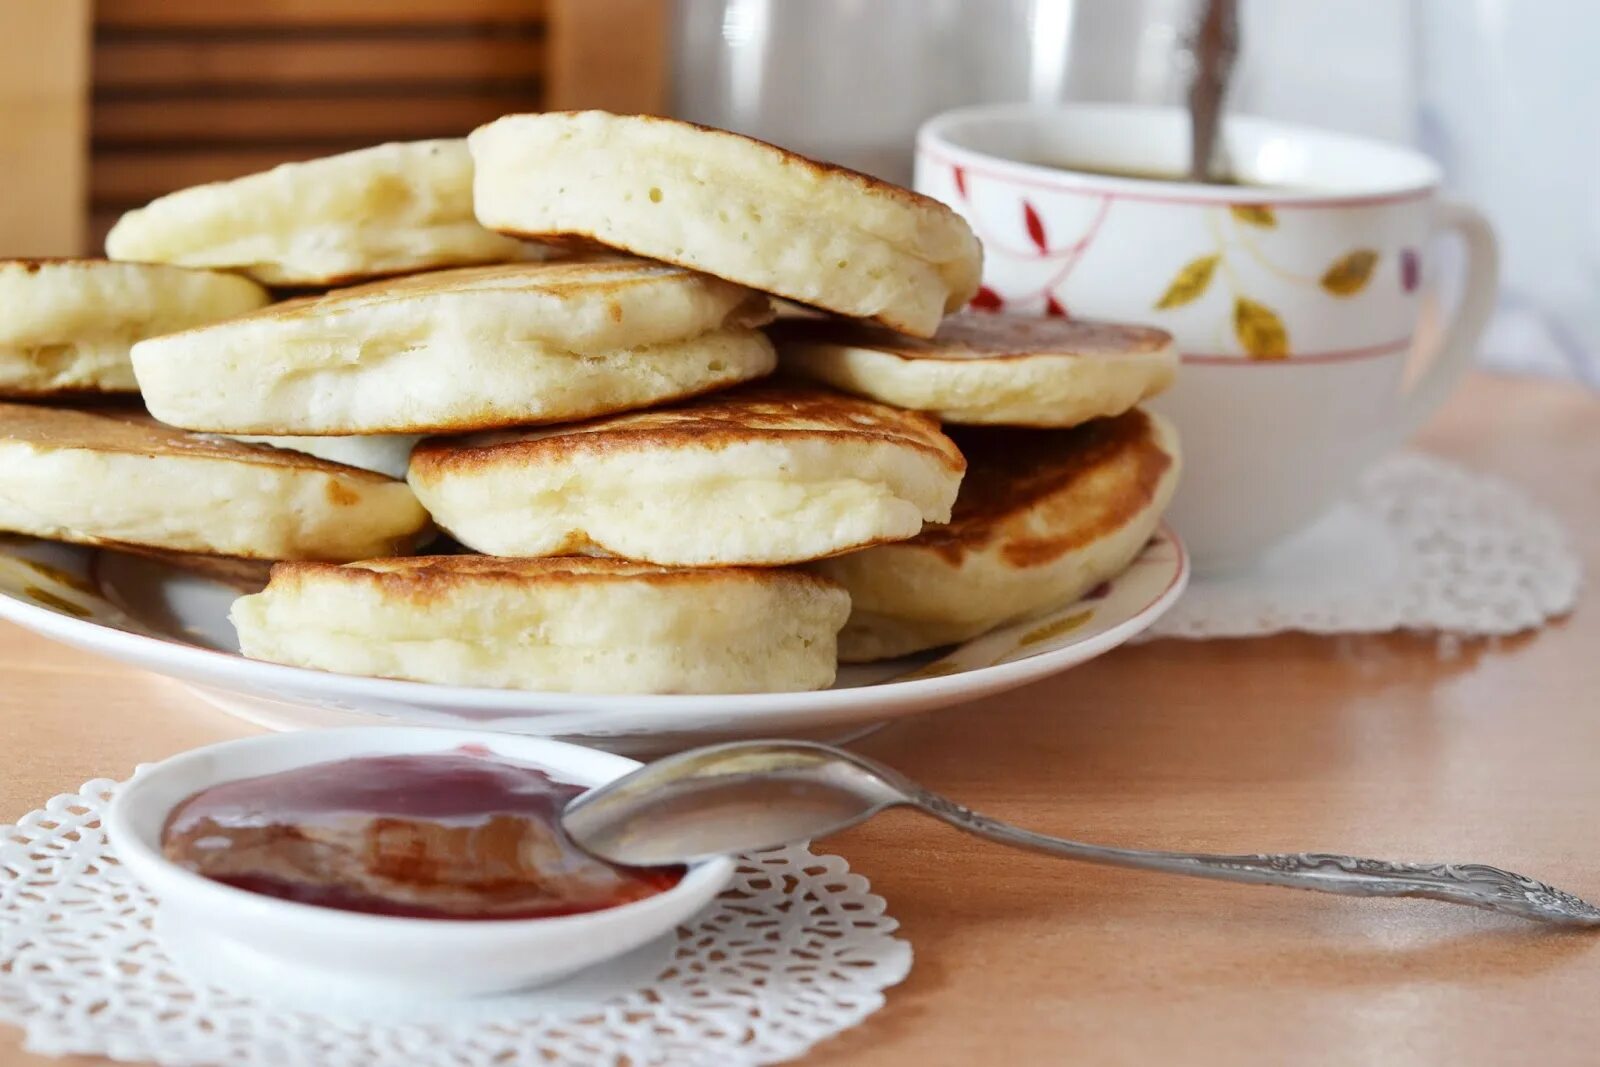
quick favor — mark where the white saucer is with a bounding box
[0,529,1186,751]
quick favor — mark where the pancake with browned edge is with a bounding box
[0,258,268,397]
[408,382,965,566]
[231,555,851,693]
[470,111,981,338]
[774,312,1177,426]
[812,408,1181,661]
[0,402,429,561]
[130,260,776,435]
[105,140,525,286]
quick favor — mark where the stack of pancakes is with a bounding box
[0,113,1179,694]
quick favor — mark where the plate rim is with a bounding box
[0,526,1188,716]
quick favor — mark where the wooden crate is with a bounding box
[85,0,667,253]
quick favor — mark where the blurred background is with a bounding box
[2,0,1593,383]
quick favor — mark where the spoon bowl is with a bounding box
[562,741,905,866]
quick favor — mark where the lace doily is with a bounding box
[0,776,911,1067]
[1147,451,1581,639]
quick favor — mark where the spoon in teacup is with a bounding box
[1186,0,1239,183]
[564,740,1600,927]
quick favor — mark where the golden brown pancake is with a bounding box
[104,139,525,286]
[0,404,369,468]
[470,111,981,337]
[777,313,1172,361]
[0,257,270,397]
[262,554,829,594]
[413,382,965,465]
[774,312,1178,426]
[812,408,1182,661]
[0,402,430,561]
[129,259,777,435]
[231,555,852,693]
[918,414,1175,565]
[406,382,966,566]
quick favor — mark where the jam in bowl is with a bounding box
[106,728,735,1002]
[161,750,684,921]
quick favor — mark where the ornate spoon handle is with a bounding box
[906,788,1600,927]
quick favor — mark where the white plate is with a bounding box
[0,529,1187,752]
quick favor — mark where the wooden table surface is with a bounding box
[3,372,1597,1067]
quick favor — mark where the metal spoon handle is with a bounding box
[907,788,1600,927]
[1186,0,1239,182]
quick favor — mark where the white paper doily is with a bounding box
[0,776,911,1067]
[1146,451,1581,639]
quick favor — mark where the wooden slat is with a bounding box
[94,93,535,144]
[545,0,665,113]
[92,145,370,203]
[88,209,125,254]
[98,0,545,29]
[0,0,90,254]
[96,35,543,90]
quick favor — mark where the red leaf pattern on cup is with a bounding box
[970,286,1004,311]
[952,165,967,199]
[1045,294,1069,318]
[1023,201,1047,252]
[1401,248,1420,293]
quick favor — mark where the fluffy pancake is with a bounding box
[0,259,269,396]
[230,555,851,694]
[130,260,777,435]
[774,313,1178,426]
[105,140,526,286]
[470,111,981,338]
[408,383,965,566]
[0,403,430,561]
[813,409,1181,661]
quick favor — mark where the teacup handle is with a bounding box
[1398,199,1500,439]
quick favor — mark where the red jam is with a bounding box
[160,751,683,920]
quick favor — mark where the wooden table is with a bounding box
[3,373,1597,1067]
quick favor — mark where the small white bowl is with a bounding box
[106,727,734,1001]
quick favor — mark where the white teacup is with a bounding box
[915,103,1497,573]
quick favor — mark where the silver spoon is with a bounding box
[564,740,1600,927]
[1186,0,1239,183]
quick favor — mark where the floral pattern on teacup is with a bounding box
[924,153,1430,363]
[1147,205,1384,359]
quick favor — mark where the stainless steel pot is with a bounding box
[670,0,1198,183]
